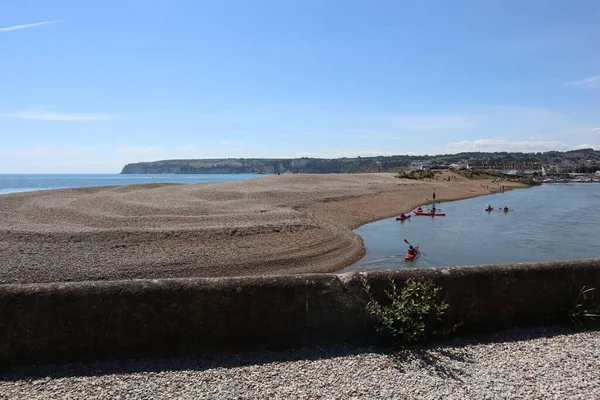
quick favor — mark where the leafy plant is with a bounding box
[361,277,449,347]
[396,169,439,180]
[567,286,600,328]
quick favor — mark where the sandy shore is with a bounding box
[0,171,525,284]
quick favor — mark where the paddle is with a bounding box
[429,202,441,210]
[403,239,422,255]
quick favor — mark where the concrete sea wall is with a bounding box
[1,259,599,367]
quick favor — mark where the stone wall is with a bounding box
[1,259,599,367]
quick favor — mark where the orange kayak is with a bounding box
[405,246,419,260]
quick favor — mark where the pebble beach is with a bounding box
[1,326,598,399]
[0,171,519,284]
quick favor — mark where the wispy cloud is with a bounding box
[0,143,130,173]
[116,146,162,156]
[220,140,245,146]
[447,139,567,152]
[350,131,405,140]
[290,149,402,158]
[567,76,600,88]
[2,107,113,121]
[572,143,600,150]
[294,132,347,140]
[394,114,479,131]
[447,139,598,153]
[0,20,59,33]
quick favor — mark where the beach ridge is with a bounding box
[0,171,526,284]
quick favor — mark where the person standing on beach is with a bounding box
[433,192,436,201]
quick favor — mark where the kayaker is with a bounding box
[417,207,422,212]
[400,212,407,219]
[408,245,416,256]
[431,205,437,213]
[504,206,509,212]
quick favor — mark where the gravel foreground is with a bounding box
[2,326,598,400]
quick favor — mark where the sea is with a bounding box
[0,174,268,195]
[342,183,600,272]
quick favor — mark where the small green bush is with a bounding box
[567,286,600,328]
[361,277,449,347]
[396,169,438,180]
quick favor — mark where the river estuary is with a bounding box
[342,183,600,272]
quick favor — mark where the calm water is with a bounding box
[0,174,268,195]
[342,183,600,272]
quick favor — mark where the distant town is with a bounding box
[409,148,600,183]
[121,148,600,182]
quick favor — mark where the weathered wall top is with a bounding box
[1,259,599,368]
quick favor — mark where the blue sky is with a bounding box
[1,0,599,173]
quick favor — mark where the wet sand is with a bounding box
[0,171,525,284]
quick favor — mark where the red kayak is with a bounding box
[413,211,446,216]
[405,246,419,260]
[396,214,411,221]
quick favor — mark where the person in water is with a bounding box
[408,245,416,255]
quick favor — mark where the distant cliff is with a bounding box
[120,157,395,174]
[120,149,600,174]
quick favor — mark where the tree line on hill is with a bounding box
[120,148,600,174]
